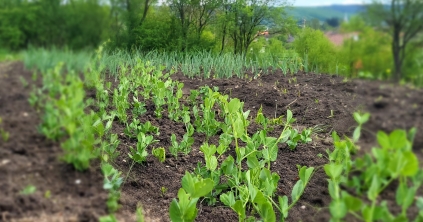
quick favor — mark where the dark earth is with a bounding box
[0,61,422,221]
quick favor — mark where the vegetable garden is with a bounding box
[0,49,422,222]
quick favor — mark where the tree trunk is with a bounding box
[392,27,402,81]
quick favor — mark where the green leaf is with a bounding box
[169,199,183,222]
[152,147,166,163]
[416,197,423,211]
[278,196,289,218]
[377,131,390,150]
[299,166,314,184]
[407,127,417,145]
[373,201,393,221]
[221,155,235,175]
[353,126,361,142]
[200,143,216,157]
[362,205,373,221]
[367,175,380,201]
[20,185,37,195]
[257,201,276,222]
[181,172,197,195]
[324,164,343,180]
[396,181,416,211]
[341,192,362,212]
[279,129,291,142]
[232,200,246,221]
[169,189,199,222]
[286,110,293,123]
[192,178,214,198]
[329,200,347,219]
[291,180,304,202]
[327,180,337,200]
[389,130,408,150]
[220,191,236,207]
[206,156,218,172]
[228,98,241,114]
[246,155,260,169]
[400,151,419,176]
[233,114,245,138]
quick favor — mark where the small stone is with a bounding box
[1,159,10,166]
[22,112,28,117]
[301,205,306,209]
[75,179,81,185]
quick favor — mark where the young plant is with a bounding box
[125,119,159,138]
[132,93,147,117]
[112,76,130,123]
[352,111,370,142]
[128,132,158,164]
[20,185,37,195]
[169,133,195,157]
[169,172,214,222]
[152,147,166,163]
[0,117,9,142]
[101,133,120,163]
[325,120,422,221]
[102,163,123,213]
[255,105,270,130]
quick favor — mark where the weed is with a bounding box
[0,117,9,142]
[20,185,36,195]
[160,187,168,197]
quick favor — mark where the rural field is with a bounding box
[0,51,422,222]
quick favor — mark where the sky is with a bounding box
[292,0,371,6]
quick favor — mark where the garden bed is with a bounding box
[0,61,422,221]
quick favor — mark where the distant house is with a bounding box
[325,31,359,46]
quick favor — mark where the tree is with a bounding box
[109,0,154,49]
[167,0,220,51]
[226,0,293,55]
[325,17,340,28]
[366,0,423,81]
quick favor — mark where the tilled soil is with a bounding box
[1,62,422,221]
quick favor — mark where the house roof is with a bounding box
[325,31,359,46]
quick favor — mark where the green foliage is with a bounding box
[0,117,10,142]
[339,20,393,79]
[23,47,92,73]
[169,172,214,222]
[20,185,37,195]
[152,147,166,163]
[29,63,104,171]
[0,0,110,50]
[325,112,422,221]
[352,112,370,142]
[293,28,340,74]
[128,132,158,164]
[102,163,123,213]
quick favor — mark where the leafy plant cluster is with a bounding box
[28,63,114,171]
[169,92,314,221]
[102,58,314,221]
[324,113,423,221]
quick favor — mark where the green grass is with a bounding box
[99,50,304,78]
[23,47,92,73]
[0,48,22,62]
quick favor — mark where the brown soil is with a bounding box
[1,62,422,221]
